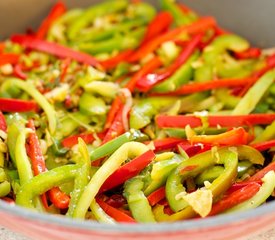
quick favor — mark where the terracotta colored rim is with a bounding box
[0,200,274,233]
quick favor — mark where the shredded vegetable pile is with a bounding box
[1,0,275,223]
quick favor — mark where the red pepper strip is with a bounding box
[250,140,275,152]
[226,181,262,195]
[190,127,249,146]
[60,58,71,82]
[0,197,15,205]
[208,181,261,216]
[13,64,27,80]
[156,113,275,129]
[135,34,203,92]
[128,17,216,62]
[11,35,99,67]
[146,138,187,152]
[104,97,124,130]
[61,132,105,148]
[151,77,255,96]
[27,119,48,209]
[147,186,166,206]
[248,162,275,182]
[105,194,127,208]
[96,199,136,223]
[0,111,7,132]
[178,3,193,13]
[36,2,66,39]
[62,133,94,148]
[140,11,173,46]
[102,105,126,144]
[177,142,207,157]
[125,56,162,92]
[100,150,155,193]
[0,53,20,66]
[47,187,70,209]
[234,47,261,60]
[100,50,134,70]
[27,119,70,209]
[0,98,38,112]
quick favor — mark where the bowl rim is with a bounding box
[0,199,274,233]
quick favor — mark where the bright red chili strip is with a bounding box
[156,113,275,129]
[11,35,99,67]
[136,34,203,92]
[100,150,155,193]
[0,53,20,66]
[96,198,136,223]
[147,186,166,206]
[250,140,275,152]
[36,2,66,39]
[0,98,38,112]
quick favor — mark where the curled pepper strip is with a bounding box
[0,53,20,66]
[165,147,238,212]
[11,35,99,67]
[73,142,150,219]
[5,79,57,134]
[0,98,38,113]
[16,164,80,209]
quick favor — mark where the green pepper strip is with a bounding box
[124,176,156,223]
[78,27,146,55]
[195,34,250,82]
[90,199,116,224]
[5,79,57,134]
[67,138,91,217]
[225,171,275,213]
[90,129,148,161]
[153,52,199,93]
[73,142,149,219]
[160,0,196,26]
[165,145,263,213]
[67,0,128,40]
[232,70,275,115]
[154,148,237,221]
[16,164,79,209]
[144,154,184,196]
[253,120,275,143]
[7,113,26,166]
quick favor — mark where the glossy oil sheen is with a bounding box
[0,1,275,240]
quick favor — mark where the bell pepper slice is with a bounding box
[234,47,261,60]
[0,98,38,112]
[129,16,216,62]
[190,127,249,146]
[0,53,20,66]
[125,56,162,92]
[147,138,187,152]
[151,77,255,96]
[248,161,275,182]
[96,198,136,223]
[100,50,134,70]
[208,181,261,216]
[250,139,275,152]
[36,2,67,39]
[140,11,173,45]
[0,111,7,132]
[13,64,27,80]
[73,142,150,218]
[62,133,95,148]
[147,186,166,206]
[100,150,155,193]
[104,96,124,130]
[156,114,275,129]
[27,119,70,209]
[136,34,202,92]
[11,35,99,67]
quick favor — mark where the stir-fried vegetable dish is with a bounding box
[0,0,275,223]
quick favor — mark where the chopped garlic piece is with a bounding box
[45,83,69,102]
[175,189,187,201]
[204,181,212,189]
[0,64,13,75]
[185,125,196,140]
[182,189,213,217]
